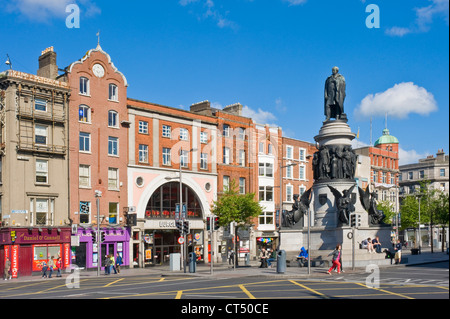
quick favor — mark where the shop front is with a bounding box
[71,227,130,270]
[0,227,71,278]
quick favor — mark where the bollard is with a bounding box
[189,252,197,273]
[245,253,250,266]
[277,250,286,274]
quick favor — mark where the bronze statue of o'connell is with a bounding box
[324,66,346,121]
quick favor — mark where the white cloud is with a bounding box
[354,82,438,120]
[7,0,100,21]
[386,0,449,37]
[242,105,277,125]
[283,0,308,5]
[179,0,238,30]
[399,148,430,166]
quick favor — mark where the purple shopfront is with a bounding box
[72,227,130,270]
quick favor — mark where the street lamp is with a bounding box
[94,190,102,277]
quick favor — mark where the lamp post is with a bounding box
[94,190,102,277]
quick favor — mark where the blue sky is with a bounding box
[1,0,448,164]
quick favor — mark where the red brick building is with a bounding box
[62,44,130,270]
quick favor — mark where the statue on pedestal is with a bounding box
[358,186,388,226]
[282,188,312,228]
[324,66,346,121]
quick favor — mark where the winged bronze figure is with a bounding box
[328,184,356,224]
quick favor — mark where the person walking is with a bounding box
[327,244,342,275]
[56,257,63,277]
[4,257,11,280]
[41,260,48,278]
[48,257,55,278]
[115,253,123,274]
[110,254,117,274]
[394,239,402,264]
[104,255,111,275]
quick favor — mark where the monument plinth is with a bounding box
[278,67,393,268]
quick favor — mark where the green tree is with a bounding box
[377,200,396,225]
[211,179,263,228]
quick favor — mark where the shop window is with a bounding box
[145,182,202,219]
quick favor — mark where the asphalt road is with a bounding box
[0,262,447,302]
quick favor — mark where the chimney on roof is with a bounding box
[37,46,58,80]
[190,100,213,116]
[436,149,446,162]
[223,103,243,116]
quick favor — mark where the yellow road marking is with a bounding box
[289,280,328,298]
[239,285,256,299]
[175,290,183,299]
[104,278,124,287]
[355,283,415,299]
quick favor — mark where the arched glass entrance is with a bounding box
[144,182,203,219]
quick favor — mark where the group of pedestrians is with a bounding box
[40,256,63,278]
[361,236,382,253]
[104,253,123,275]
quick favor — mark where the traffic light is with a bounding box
[91,232,97,242]
[176,219,183,232]
[183,220,190,234]
[127,213,137,227]
[101,231,106,242]
[214,217,220,230]
[356,214,361,228]
[350,214,356,227]
[206,217,211,231]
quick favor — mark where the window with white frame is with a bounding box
[79,132,91,152]
[109,84,118,101]
[139,144,148,163]
[35,198,50,226]
[238,150,246,166]
[286,165,293,179]
[223,124,230,137]
[108,168,119,190]
[286,185,293,202]
[238,127,246,140]
[200,131,208,144]
[162,125,171,138]
[299,148,306,161]
[259,212,274,226]
[259,162,273,177]
[79,105,91,123]
[286,145,293,159]
[79,164,90,188]
[108,111,118,128]
[223,176,230,192]
[35,125,48,145]
[180,150,188,168]
[239,177,246,194]
[299,165,305,180]
[35,98,47,112]
[162,147,171,166]
[79,201,91,224]
[108,137,118,156]
[180,128,189,141]
[259,142,264,154]
[200,153,208,170]
[223,147,230,164]
[268,143,273,155]
[79,77,89,95]
[138,121,148,134]
[259,186,273,201]
[109,202,118,224]
[36,159,48,184]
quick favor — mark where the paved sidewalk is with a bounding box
[4,247,448,283]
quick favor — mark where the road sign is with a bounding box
[178,236,185,245]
